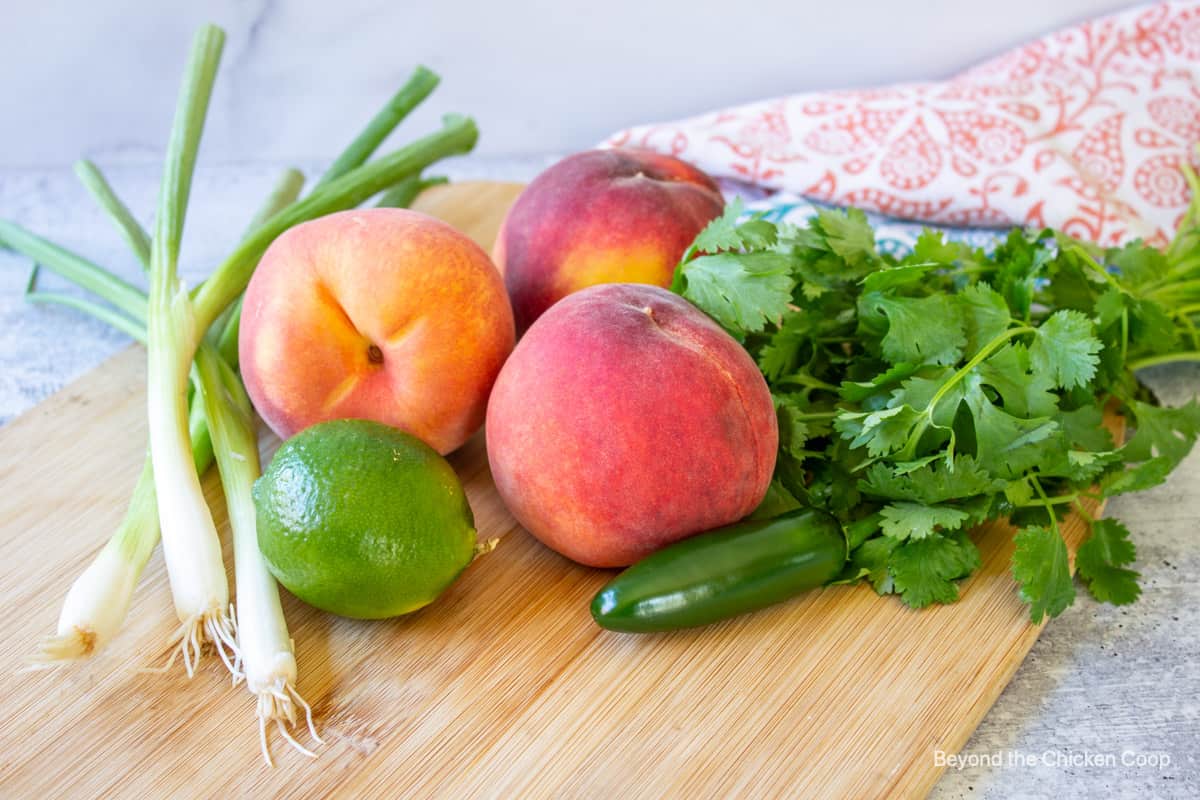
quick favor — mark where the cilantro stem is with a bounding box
[1030,477,1060,536]
[1146,279,1200,304]
[1127,351,1200,371]
[843,512,882,549]
[787,410,840,421]
[1161,256,1200,284]
[1016,492,1078,509]
[895,324,1036,462]
[1176,312,1200,351]
[1167,159,1200,265]
[775,374,840,392]
[1066,244,1121,291]
[928,325,1036,411]
[1120,308,1129,366]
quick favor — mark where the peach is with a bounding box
[486,283,777,567]
[493,148,724,333]
[239,208,514,454]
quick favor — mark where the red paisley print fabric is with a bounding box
[606,2,1200,246]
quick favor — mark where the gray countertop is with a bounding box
[1,160,1196,799]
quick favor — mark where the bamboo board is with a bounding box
[0,181,1108,799]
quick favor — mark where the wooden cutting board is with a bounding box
[0,181,1107,799]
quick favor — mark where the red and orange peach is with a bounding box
[239,208,514,454]
[486,283,778,567]
[493,148,724,333]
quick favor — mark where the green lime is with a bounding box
[253,419,477,619]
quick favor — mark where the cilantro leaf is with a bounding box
[1093,286,1180,360]
[849,536,898,594]
[890,368,965,428]
[1029,310,1102,390]
[859,455,1005,505]
[774,393,829,460]
[948,530,983,573]
[758,312,814,381]
[910,229,964,265]
[839,362,920,404]
[1066,449,1120,480]
[1011,526,1075,623]
[749,479,804,520]
[812,207,879,271]
[862,263,937,294]
[993,229,1054,320]
[1039,447,1122,482]
[1128,296,1179,356]
[733,218,778,251]
[1076,519,1141,605]
[1103,457,1175,496]
[1105,400,1200,495]
[1093,287,1126,328]
[890,533,980,608]
[1122,398,1200,466]
[1108,238,1170,289]
[680,251,795,335]
[964,383,1060,479]
[688,197,745,255]
[1057,405,1114,451]
[835,404,924,458]
[863,294,967,366]
[976,343,1058,418]
[879,502,970,540]
[959,283,1012,358]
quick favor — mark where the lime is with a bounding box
[253,419,477,619]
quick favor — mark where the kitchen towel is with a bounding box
[606,1,1200,246]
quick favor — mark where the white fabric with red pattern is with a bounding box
[606,1,1200,246]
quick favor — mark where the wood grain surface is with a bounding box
[0,181,1109,799]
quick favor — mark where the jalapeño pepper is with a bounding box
[590,507,847,633]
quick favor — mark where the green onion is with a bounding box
[377,173,448,208]
[193,344,322,763]
[313,65,439,189]
[15,242,212,667]
[212,167,307,367]
[144,25,239,677]
[8,21,473,758]
[247,168,307,229]
[0,221,147,318]
[23,168,300,665]
[24,270,146,342]
[74,159,153,271]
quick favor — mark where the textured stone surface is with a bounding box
[1,161,1196,797]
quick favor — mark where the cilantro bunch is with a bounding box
[672,165,1200,622]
